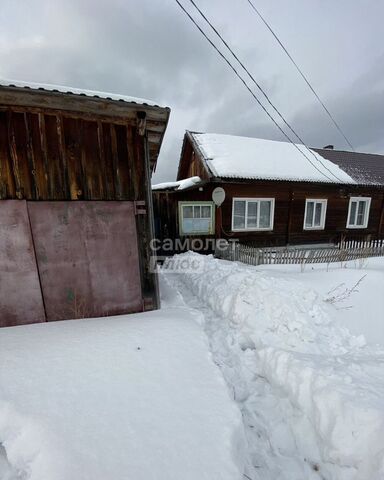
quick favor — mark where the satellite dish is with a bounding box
[212,187,225,207]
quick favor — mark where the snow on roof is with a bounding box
[0,79,165,108]
[152,176,203,191]
[191,133,356,184]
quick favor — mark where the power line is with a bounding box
[184,0,344,182]
[174,0,336,182]
[246,0,354,151]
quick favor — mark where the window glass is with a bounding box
[347,198,370,228]
[180,203,213,234]
[232,199,273,230]
[314,203,322,227]
[349,201,357,226]
[201,205,211,218]
[305,201,314,228]
[247,202,258,228]
[259,201,271,228]
[356,201,366,226]
[233,200,246,229]
[193,205,201,218]
[183,206,193,218]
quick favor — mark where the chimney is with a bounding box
[323,144,334,150]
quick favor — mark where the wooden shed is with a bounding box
[153,131,384,255]
[0,81,170,327]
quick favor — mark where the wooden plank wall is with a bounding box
[153,181,384,252]
[0,104,160,311]
[0,110,139,201]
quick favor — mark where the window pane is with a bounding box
[193,206,201,218]
[194,218,210,232]
[305,201,314,227]
[314,203,322,227]
[247,202,258,228]
[201,206,211,218]
[233,201,246,229]
[183,206,193,218]
[356,201,366,226]
[259,201,271,228]
[349,201,357,225]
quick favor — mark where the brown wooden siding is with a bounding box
[153,181,384,253]
[0,108,144,201]
[177,134,210,181]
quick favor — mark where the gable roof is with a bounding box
[0,79,165,108]
[0,80,171,169]
[189,132,356,184]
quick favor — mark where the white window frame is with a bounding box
[178,201,215,236]
[303,199,328,230]
[346,197,371,229]
[231,197,275,232]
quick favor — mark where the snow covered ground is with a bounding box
[2,252,383,480]
[257,257,384,346]
[0,302,245,479]
[163,253,384,480]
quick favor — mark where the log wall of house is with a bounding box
[153,180,384,254]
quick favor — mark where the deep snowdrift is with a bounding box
[163,253,384,480]
[0,307,245,480]
[257,257,384,346]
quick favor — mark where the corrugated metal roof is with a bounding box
[190,132,356,184]
[0,79,167,109]
[313,148,384,186]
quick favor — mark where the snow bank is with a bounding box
[257,258,384,346]
[0,307,245,480]
[152,176,202,191]
[163,253,384,479]
[192,132,355,184]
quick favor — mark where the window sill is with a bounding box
[346,225,368,229]
[180,232,213,236]
[232,228,273,232]
[303,227,325,231]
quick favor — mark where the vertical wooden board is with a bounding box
[28,201,143,321]
[0,112,16,199]
[44,114,66,199]
[82,120,104,199]
[62,117,84,199]
[28,113,49,199]
[102,122,116,199]
[0,200,46,327]
[115,125,131,200]
[8,112,33,199]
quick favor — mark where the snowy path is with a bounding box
[162,253,384,480]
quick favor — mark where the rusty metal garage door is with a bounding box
[0,200,46,327]
[28,201,143,321]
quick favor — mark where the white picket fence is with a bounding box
[216,238,384,266]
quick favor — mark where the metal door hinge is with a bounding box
[134,200,146,215]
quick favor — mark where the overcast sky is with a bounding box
[1,0,383,183]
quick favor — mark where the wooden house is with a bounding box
[153,131,384,255]
[0,81,170,327]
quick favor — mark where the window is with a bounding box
[304,199,327,230]
[232,198,274,231]
[347,197,371,228]
[178,202,214,235]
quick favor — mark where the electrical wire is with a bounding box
[175,0,339,182]
[185,0,345,182]
[246,0,354,151]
